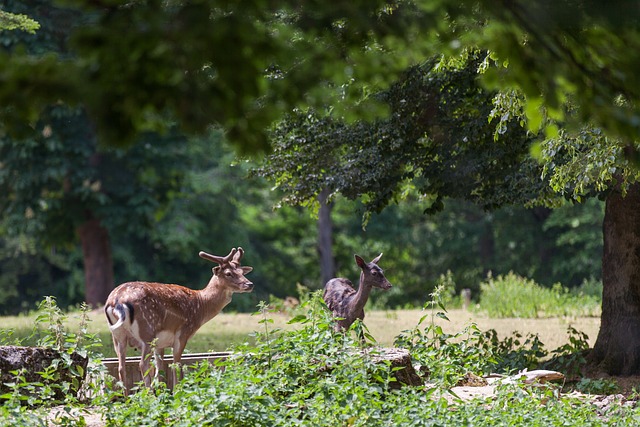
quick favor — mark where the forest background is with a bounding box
[0,0,610,316]
[0,122,604,315]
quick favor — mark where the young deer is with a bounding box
[323,253,392,331]
[105,247,253,391]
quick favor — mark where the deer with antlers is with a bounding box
[323,253,392,331]
[105,247,253,391]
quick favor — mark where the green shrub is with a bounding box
[477,272,600,318]
[0,297,107,425]
[395,285,549,386]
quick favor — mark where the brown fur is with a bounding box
[105,247,253,391]
[323,254,392,331]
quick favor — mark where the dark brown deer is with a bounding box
[323,253,392,331]
[105,247,253,391]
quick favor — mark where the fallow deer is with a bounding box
[323,253,392,331]
[104,247,253,391]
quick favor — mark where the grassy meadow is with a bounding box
[1,306,601,359]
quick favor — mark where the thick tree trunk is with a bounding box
[77,217,114,307]
[587,183,640,375]
[318,188,336,286]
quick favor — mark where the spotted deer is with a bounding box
[105,247,253,391]
[323,253,392,331]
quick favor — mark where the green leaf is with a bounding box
[525,97,544,132]
[287,314,308,324]
[435,312,449,321]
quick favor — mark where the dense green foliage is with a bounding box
[259,52,544,217]
[0,296,633,427]
[3,1,640,152]
[437,0,640,146]
[0,8,37,32]
[0,102,605,312]
[0,0,431,152]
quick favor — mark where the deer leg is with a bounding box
[170,337,187,388]
[139,344,154,387]
[154,349,165,383]
[112,334,128,392]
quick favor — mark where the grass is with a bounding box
[477,272,602,318]
[1,306,601,359]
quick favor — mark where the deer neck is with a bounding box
[197,277,233,324]
[349,271,373,313]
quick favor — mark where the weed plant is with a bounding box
[0,296,109,425]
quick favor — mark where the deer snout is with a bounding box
[379,281,392,290]
[242,281,254,292]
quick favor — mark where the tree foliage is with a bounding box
[434,0,640,146]
[0,0,433,152]
[259,52,545,218]
[0,8,38,32]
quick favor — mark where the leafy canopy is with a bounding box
[0,0,433,152]
[258,52,545,217]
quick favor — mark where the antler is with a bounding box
[199,248,238,265]
[233,247,245,264]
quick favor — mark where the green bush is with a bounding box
[477,272,600,318]
[395,284,549,385]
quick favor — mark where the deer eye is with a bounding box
[225,270,232,277]
[371,270,379,276]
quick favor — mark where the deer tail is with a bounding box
[106,302,133,331]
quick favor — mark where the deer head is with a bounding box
[199,247,254,292]
[355,253,392,290]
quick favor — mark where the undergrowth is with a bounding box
[477,272,601,318]
[0,293,637,426]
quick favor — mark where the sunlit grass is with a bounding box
[1,307,601,359]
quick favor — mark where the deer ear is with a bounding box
[212,266,220,274]
[242,266,253,274]
[371,253,383,264]
[355,255,367,269]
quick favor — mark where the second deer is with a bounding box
[105,247,253,392]
[323,253,392,331]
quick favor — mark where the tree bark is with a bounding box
[587,183,640,375]
[318,188,336,286]
[77,216,114,307]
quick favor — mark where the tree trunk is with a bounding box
[587,183,640,375]
[77,216,114,307]
[318,188,336,286]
